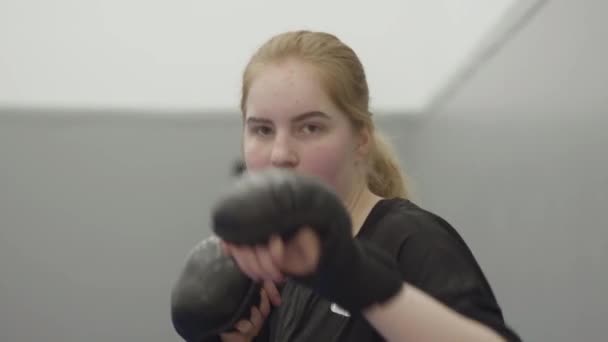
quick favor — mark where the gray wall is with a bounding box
[0,113,413,342]
[398,1,608,341]
[0,114,240,341]
[1,1,607,341]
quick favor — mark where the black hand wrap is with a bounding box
[170,236,261,342]
[212,169,403,313]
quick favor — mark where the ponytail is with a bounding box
[366,131,409,199]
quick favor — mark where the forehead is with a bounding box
[245,60,337,120]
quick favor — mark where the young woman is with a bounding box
[219,30,520,342]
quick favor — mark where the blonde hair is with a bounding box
[240,30,409,199]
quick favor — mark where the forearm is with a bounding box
[363,283,506,342]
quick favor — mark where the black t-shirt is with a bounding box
[255,198,521,341]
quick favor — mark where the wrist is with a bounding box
[294,240,403,313]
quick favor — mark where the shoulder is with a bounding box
[357,198,468,257]
[358,198,493,295]
[358,199,521,341]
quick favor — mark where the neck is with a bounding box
[343,180,383,237]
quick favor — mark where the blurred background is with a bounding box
[1,1,606,341]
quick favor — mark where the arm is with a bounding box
[224,230,517,342]
[211,170,519,341]
[384,228,522,342]
[363,283,506,342]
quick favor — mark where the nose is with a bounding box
[270,134,298,169]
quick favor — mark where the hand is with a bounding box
[219,280,280,341]
[213,169,403,313]
[221,228,321,283]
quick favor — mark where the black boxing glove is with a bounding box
[170,236,261,342]
[211,169,404,313]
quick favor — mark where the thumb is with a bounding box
[268,235,284,268]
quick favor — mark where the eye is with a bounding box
[300,123,324,135]
[250,125,274,137]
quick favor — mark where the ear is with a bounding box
[232,158,247,177]
[355,127,372,161]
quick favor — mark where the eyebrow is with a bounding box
[246,111,330,124]
[293,111,330,122]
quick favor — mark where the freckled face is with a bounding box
[242,59,363,199]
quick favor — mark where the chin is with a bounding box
[246,165,346,194]
[304,172,349,198]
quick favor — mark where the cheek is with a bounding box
[242,138,271,171]
[298,141,356,194]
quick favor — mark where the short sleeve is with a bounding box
[397,229,521,341]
